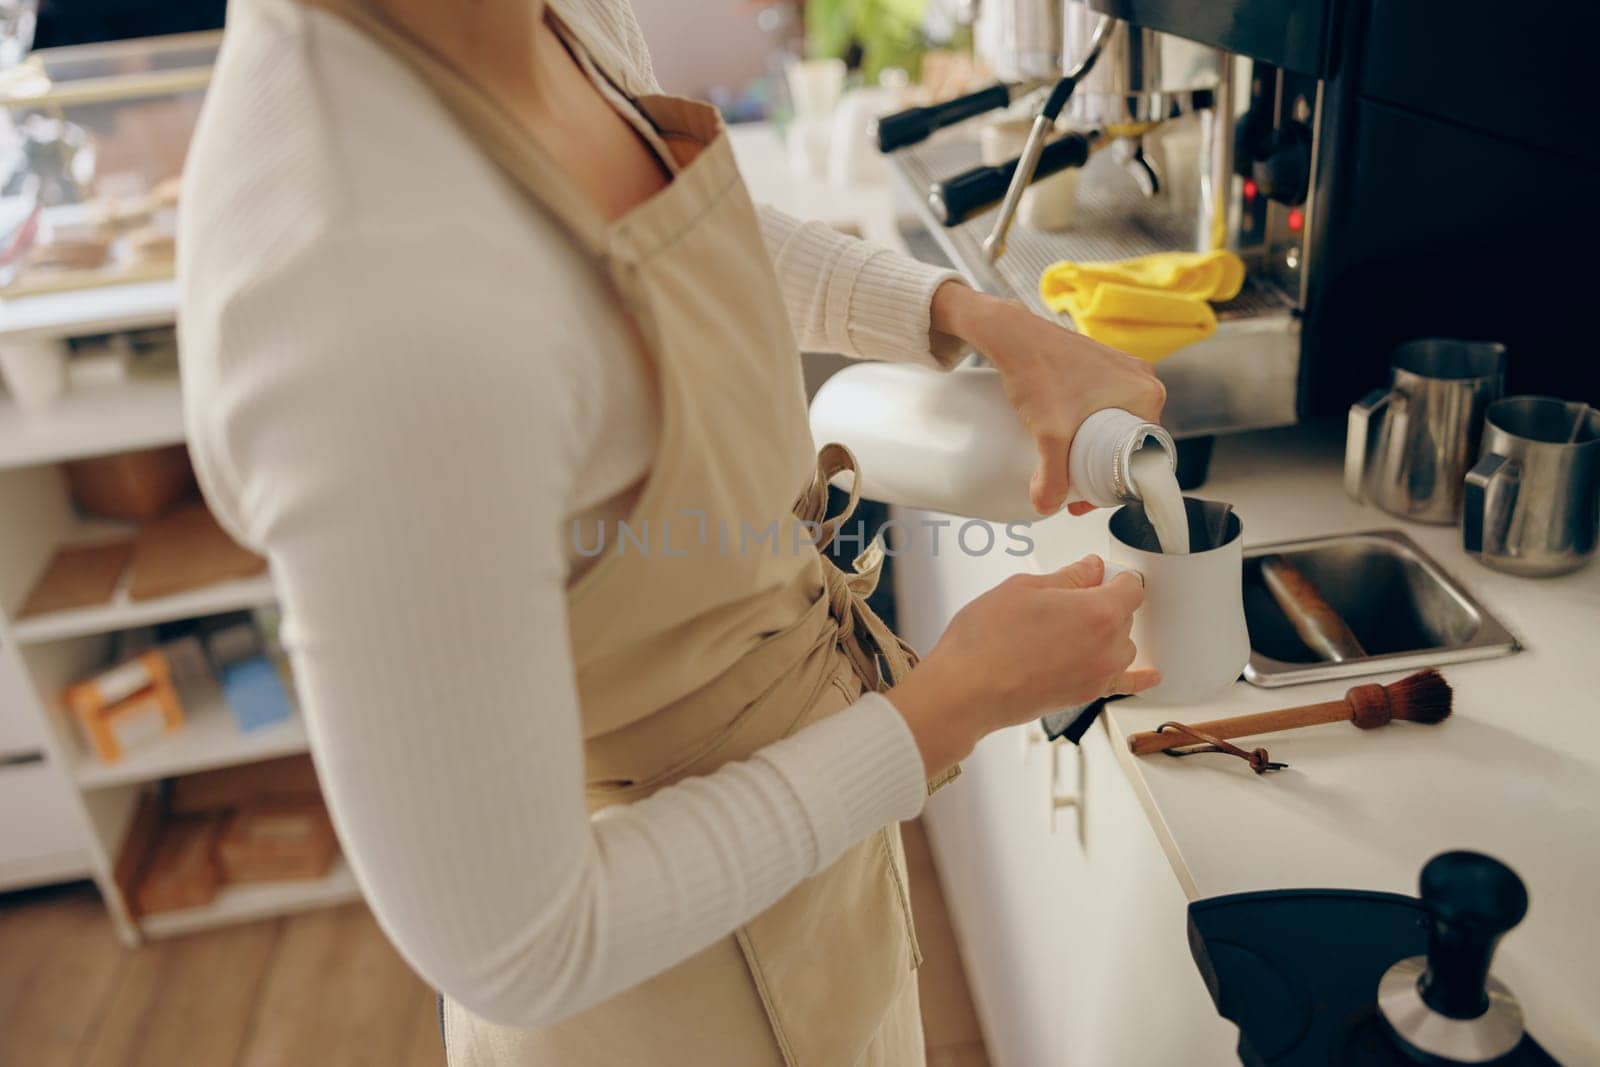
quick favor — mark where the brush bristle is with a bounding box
[1387,669,1453,724]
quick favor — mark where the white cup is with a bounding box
[828,86,895,188]
[0,338,68,411]
[786,115,834,181]
[1106,498,1249,706]
[784,57,846,119]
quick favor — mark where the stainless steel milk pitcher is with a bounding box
[1345,339,1506,524]
[1463,396,1600,577]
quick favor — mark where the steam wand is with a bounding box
[981,14,1115,263]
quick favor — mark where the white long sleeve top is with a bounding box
[178,0,964,1029]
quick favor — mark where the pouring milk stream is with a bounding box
[1127,446,1189,555]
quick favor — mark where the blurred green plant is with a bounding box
[804,0,928,82]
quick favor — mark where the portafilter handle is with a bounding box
[928,131,1098,228]
[1378,851,1530,1063]
[874,83,1015,153]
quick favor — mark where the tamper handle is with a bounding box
[1418,851,1529,1019]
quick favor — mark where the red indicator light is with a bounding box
[1242,179,1258,201]
[1288,208,1305,231]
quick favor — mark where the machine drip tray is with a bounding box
[1242,529,1521,687]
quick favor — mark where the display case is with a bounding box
[0,32,219,297]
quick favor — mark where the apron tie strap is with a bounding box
[800,444,960,794]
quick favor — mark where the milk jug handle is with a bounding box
[1038,560,1143,743]
[1463,452,1520,554]
[1040,695,1124,744]
[1345,387,1394,502]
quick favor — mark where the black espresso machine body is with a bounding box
[1075,0,1600,416]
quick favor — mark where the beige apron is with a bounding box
[301,4,955,1065]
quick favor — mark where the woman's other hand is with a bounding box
[931,283,1166,516]
[887,555,1160,777]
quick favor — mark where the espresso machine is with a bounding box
[876,0,1303,467]
[876,0,1600,480]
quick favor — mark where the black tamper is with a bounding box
[1377,851,1531,1063]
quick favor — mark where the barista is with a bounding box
[177,1,1163,1063]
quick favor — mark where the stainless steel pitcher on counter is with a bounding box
[1464,396,1600,576]
[1345,339,1506,523]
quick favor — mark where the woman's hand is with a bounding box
[932,283,1166,516]
[886,555,1160,777]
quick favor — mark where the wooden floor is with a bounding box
[0,820,988,1067]
[903,819,992,1067]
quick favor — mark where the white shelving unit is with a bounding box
[0,281,347,946]
[0,280,178,344]
[71,683,308,790]
[12,572,277,645]
[139,855,359,940]
[0,376,186,471]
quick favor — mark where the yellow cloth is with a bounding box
[1039,249,1246,362]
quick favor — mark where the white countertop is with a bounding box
[1026,420,1600,1062]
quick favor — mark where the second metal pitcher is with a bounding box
[1463,397,1600,577]
[1345,339,1506,524]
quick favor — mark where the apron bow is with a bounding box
[799,443,960,794]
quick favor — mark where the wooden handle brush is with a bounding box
[1127,669,1452,756]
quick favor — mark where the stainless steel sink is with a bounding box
[1242,529,1521,687]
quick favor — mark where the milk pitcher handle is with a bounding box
[1463,452,1521,555]
[1345,387,1395,501]
[1039,560,1143,744]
